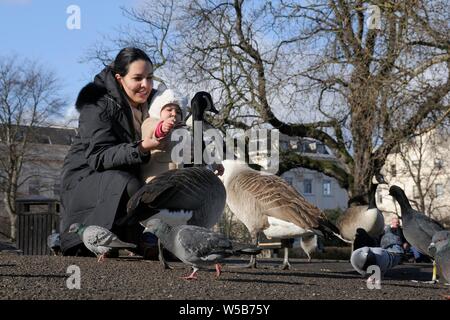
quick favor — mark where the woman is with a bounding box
[60,47,160,256]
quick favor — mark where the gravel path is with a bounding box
[0,253,448,300]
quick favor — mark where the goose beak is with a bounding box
[208,104,219,114]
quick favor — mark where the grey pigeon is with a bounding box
[68,223,136,262]
[389,185,445,281]
[351,246,403,278]
[47,229,61,256]
[428,230,450,285]
[142,218,261,280]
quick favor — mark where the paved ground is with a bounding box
[0,252,448,300]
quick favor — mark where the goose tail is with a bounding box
[230,243,262,255]
[316,218,352,243]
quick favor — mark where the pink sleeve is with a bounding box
[154,120,166,139]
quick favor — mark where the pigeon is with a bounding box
[428,230,450,285]
[351,246,403,279]
[389,185,446,281]
[141,217,261,280]
[68,223,136,262]
[47,229,61,256]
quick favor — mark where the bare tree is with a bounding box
[88,0,450,204]
[395,127,450,219]
[0,56,66,240]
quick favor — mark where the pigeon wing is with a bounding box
[436,247,450,283]
[176,225,232,258]
[86,227,135,249]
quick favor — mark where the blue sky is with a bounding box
[0,0,142,123]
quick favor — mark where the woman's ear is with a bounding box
[115,74,123,85]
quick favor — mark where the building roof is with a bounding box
[0,125,77,146]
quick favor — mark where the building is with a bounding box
[0,125,76,237]
[378,129,450,226]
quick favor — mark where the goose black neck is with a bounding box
[392,189,412,213]
[368,183,378,209]
[192,107,206,166]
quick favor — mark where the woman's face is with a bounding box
[115,59,153,107]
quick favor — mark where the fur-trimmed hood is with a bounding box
[75,66,156,111]
[75,66,121,110]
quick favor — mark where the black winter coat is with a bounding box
[60,66,156,253]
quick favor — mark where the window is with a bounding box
[434,159,443,169]
[323,180,331,196]
[28,179,40,195]
[411,160,420,167]
[435,184,444,197]
[390,164,396,177]
[303,179,313,194]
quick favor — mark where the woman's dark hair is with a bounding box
[110,47,153,76]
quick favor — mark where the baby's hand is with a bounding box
[161,117,176,133]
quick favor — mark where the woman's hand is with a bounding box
[139,136,160,152]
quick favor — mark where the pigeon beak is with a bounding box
[143,227,152,234]
[428,242,436,255]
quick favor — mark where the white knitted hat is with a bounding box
[149,84,187,120]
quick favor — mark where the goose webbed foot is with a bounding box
[280,261,292,270]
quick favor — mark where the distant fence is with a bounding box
[16,213,60,255]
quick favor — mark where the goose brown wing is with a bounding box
[230,171,321,229]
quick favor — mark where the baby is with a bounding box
[140,87,187,183]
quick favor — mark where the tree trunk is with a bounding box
[9,214,17,242]
[4,193,17,241]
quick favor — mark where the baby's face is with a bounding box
[160,104,182,122]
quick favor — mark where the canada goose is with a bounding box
[126,166,226,267]
[142,217,261,280]
[336,174,387,245]
[389,185,446,282]
[353,228,378,251]
[184,91,220,168]
[221,160,340,269]
[68,223,136,262]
